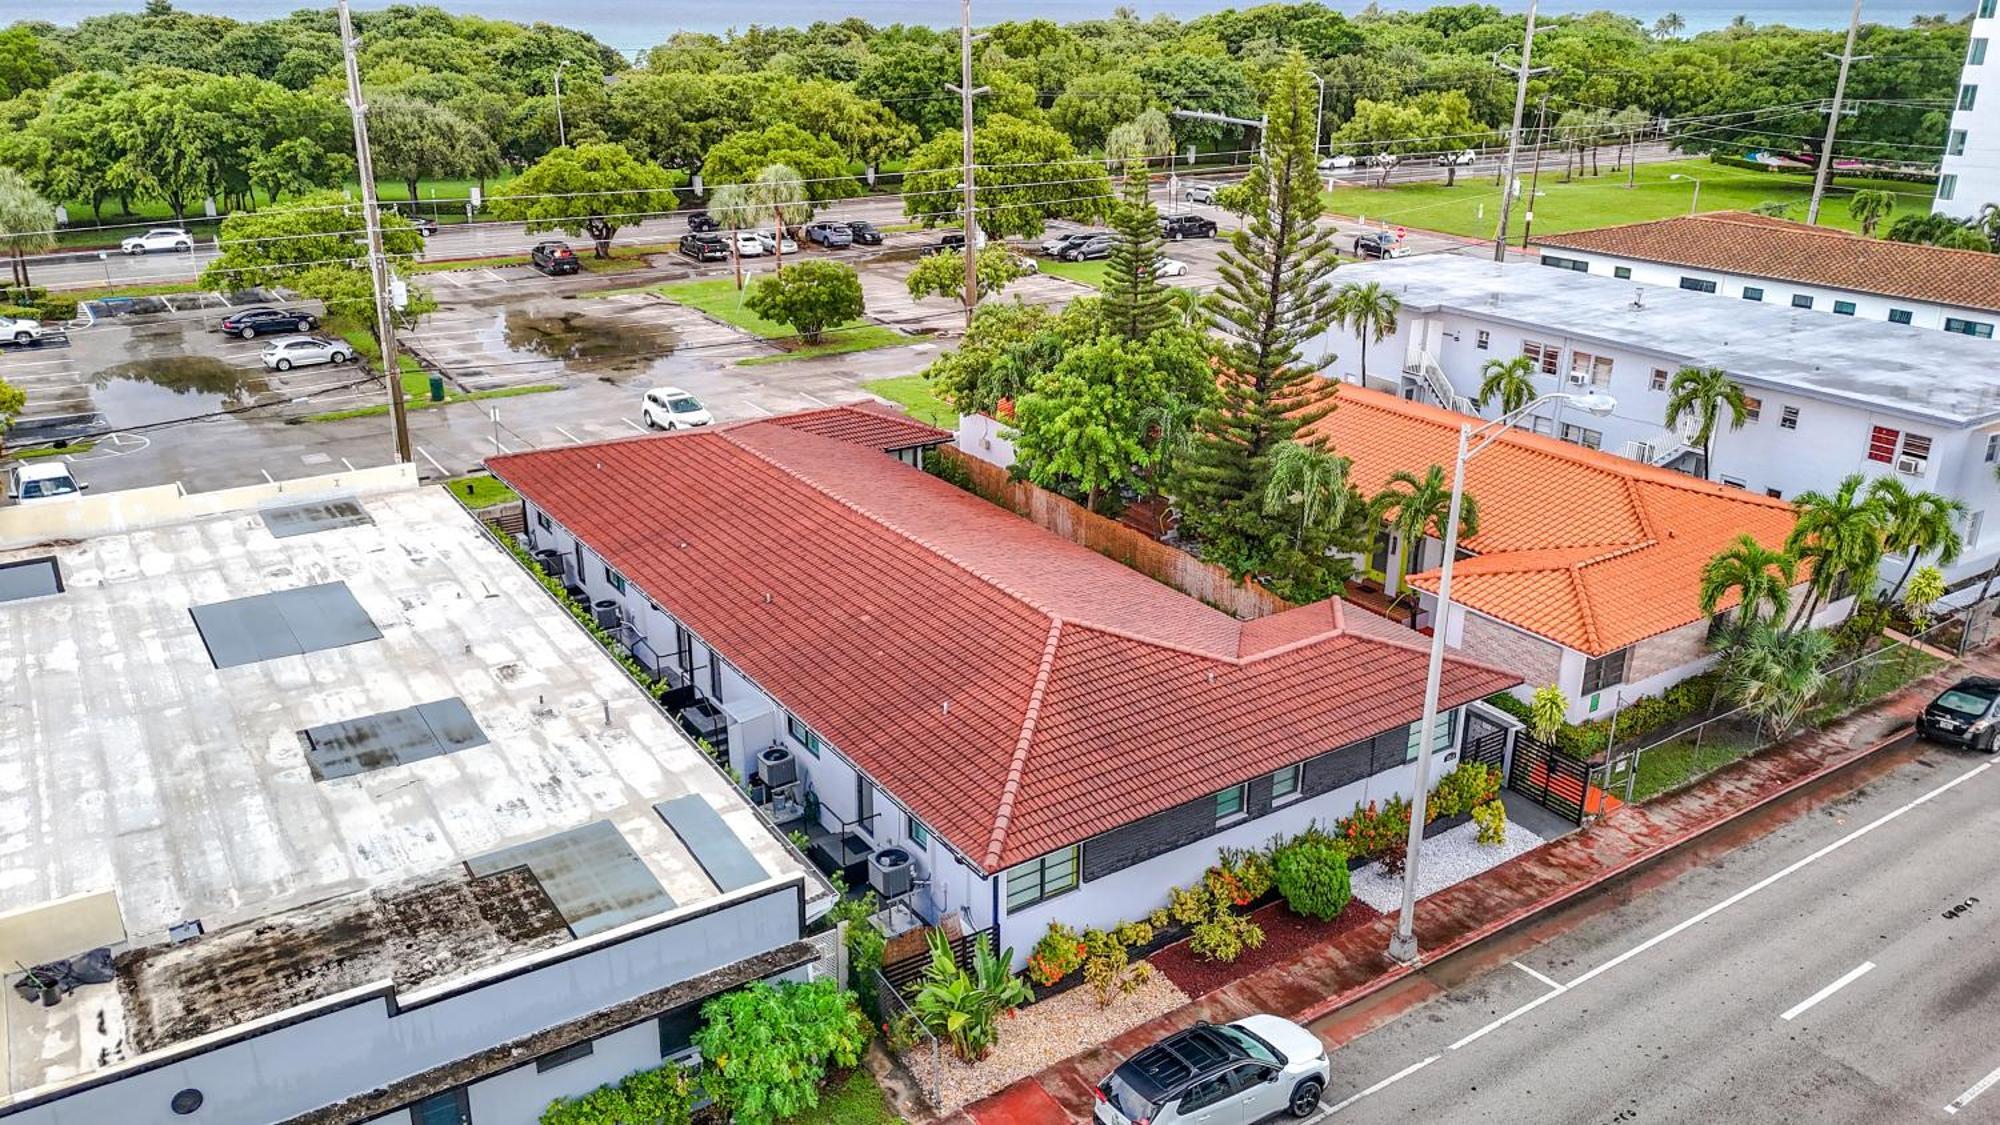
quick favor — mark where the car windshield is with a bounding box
[1210,1024,1280,1065]
[19,476,77,499]
[1935,689,1995,717]
[667,396,703,414]
[850,222,874,231]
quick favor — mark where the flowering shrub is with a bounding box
[1473,800,1508,846]
[1337,796,1433,875]
[1430,761,1502,818]
[1026,921,1086,987]
[1204,866,1253,909]
[1214,847,1275,902]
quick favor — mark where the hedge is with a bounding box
[1487,671,1722,759]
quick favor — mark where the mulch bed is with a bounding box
[1147,899,1385,998]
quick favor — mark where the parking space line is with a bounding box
[1946,1060,2000,1114]
[1779,961,1874,1022]
[1327,1055,1439,1115]
[416,446,450,477]
[553,425,582,444]
[1510,961,1565,993]
[621,417,647,433]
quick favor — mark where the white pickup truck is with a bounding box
[5,461,86,503]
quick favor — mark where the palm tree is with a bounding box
[1263,440,1353,546]
[1141,395,1202,492]
[1847,189,1897,238]
[1722,625,1835,737]
[1332,281,1401,381]
[1474,355,1538,418]
[1372,465,1480,602]
[1699,534,1796,642]
[1867,476,1966,602]
[1663,365,1750,481]
[708,181,758,291]
[0,168,57,289]
[1785,473,1889,628]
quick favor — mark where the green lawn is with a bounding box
[862,374,957,427]
[655,278,908,363]
[11,440,95,461]
[443,474,520,509]
[778,1070,898,1125]
[1321,158,1934,241]
[53,279,210,300]
[1039,259,1108,289]
[1629,731,1762,803]
[411,254,531,273]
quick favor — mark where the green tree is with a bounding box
[743,260,862,345]
[0,377,26,443]
[1101,167,1176,343]
[920,299,1071,415]
[493,142,678,259]
[693,980,870,1125]
[109,80,222,221]
[1049,70,1150,152]
[365,93,498,203]
[1373,465,1479,596]
[1664,365,1750,482]
[199,190,431,335]
[1721,624,1835,737]
[1263,439,1354,550]
[1013,328,1211,510]
[900,114,1109,239]
[1886,211,1993,252]
[1904,565,1948,629]
[1847,189,1897,237]
[248,137,353,206]
[1785,473,1889,628]
[1104,108,1175,169]
[1330,280,1400,381]
[707,181,760,290]
[1867,476,1965,602]
[0,168,57,289]
[1699,534,1797,642]
[1329,91,1483,186]
[1172,53,1342,579]
[784,79,915,170]
[0,27,63,101]
[701,123,860,203]
[905,246,1029,303]
[1475,355,1538,417]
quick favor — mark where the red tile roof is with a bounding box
[766,400,953,450]
[1302,386,1800,657]
[1532,212,2000,314]
[488,415,1514,871]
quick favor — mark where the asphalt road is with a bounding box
[1315,739,2000,1123]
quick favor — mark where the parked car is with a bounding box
[1365,153,1401,168]
[219,306,318,340]
[679,231,730,262]
[1918,677,2000,749]
[1436,150,1478,167]
[120,228,193,254]
[260,336,351,371]
[1059,234,1114,262]
[1352,231,1410,260]
[1094,1016,1328,1125]
[687,210,720,233]
[1318,154,1357,171]
[924,229,988,256]
[733,231,766,258]
[1159,214,1217,240]
[0,314,47,345]
[5,461,85,504]
[410,215,440,237]
[755,230,799,256]
[1009,253,1040,275]
[641,387,714,430]
[1182,181,1224,205]
[804,220,853,248]
[531,240,580,275]
[845,220,884,246]
[1155,257,1190,278]
[1041,230,1102,257]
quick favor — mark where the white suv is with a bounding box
[1095,1016,1328,1125]
[121,228,194,254]
[641,387,713,430]
[0,315,46,344]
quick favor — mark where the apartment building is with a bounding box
[1938,0,1999,220]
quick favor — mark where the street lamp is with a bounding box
[553,60,571,148]
[1386,390,1617,966]
[1669,172,1701,216]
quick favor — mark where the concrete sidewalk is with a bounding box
[931,647,1993,1125]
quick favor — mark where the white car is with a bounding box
[6,461,86,504]
[1183,182,1222,205]
[260,336,352,371]
[1436,150,1478,166]
[755,230,800,255]
[1095,1016,1328,1125]
[1318,154,1357,171]
[1155,258,1190,278]
[641,387,713,430]
[120,228,194,254]
[733,231,765,258]
[0,315,46,345]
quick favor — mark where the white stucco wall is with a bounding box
[1938,11,2000,221]
[956,412,1017,470]
[467,1020,663,1125]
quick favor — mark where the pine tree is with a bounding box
[1100,159,1176,342]
[1170,52,1343,577]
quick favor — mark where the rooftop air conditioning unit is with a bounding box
[1896,455,1926,476]
[757,744,798,789]
[869,847,915,899]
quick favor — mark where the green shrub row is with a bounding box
[1485,673,1721,759]
[1,287,78,322]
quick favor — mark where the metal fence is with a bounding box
[804,922,848,989]
[874,966,942,1109]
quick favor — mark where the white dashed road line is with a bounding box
[1947,1061,2000,1115]
[1779,961,1875,1022]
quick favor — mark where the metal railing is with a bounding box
[875,966,942,1108]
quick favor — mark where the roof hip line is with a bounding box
[984,617,1064,870]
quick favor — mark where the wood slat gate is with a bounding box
[1506,735,1589,825]
[881,924,1000,997]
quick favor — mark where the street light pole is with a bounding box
[1387,390,1616,966]
[1671,173,1702,216]
[335,0,411,464]
[554,60,570,149]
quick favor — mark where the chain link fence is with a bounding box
[874,967,942,1110]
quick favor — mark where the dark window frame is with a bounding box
[1833,300,1857,316]
[1791,294,1814,310]
[536,1040,594,1073]
[1004,847,1080,912]
[408,1088,470,1125]
[1741,286,1764,302]
[1679,276,1718,294]
[1946,317,1996,339]
[1581,647,1631,695]
[1889,308,1913,325]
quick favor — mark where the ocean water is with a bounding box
[19,0,1970,48]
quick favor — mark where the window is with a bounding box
[1901,432,1933,471]
[1005,847,1079,910]
[1962,84,1979,112]
[785,713,820,757]
[1581,647,1631,694]
[1741,286,1764,302]
[604,565,626,593]
[1889,308,1914,325]
[673,624,694,675]
[1866,425,1900,463]
[659,1004,702,1060]
[1540,254,1588,272]
[1568,351,1614,387]
[536,1041,594,1073]
[1270,764,1302,802]
[535,510,552,532]
[1951,129,1970,156]
[1721,475,1746,488]
[1983,0,1996,20]
[1946,317,1996,338]
[1679,276,1718,293]
[909,814,930,847]
[1970,511,1986,551]
[1403,711,1457,762]
[1833,300,1857,316]
[1791,294,1814,310]
[1214,784,1247,823]
[1972,38,1989,65]
[708,646,724,700]
[856,776,876,832]
[1559,422,1603,450]
[1740,395,1762,423]
[1614,265,1633,280]
[1780,405,1799,430]
[1475,329,1491,350]
[1986,434,2000,463]
[1649,367,1669,392]
[1521,339,1560,375]
[1941,174,1959,202]
[410,1089,471,1125]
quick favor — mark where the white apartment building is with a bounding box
[1938,0,1999,220]
[1316,255,2000,586]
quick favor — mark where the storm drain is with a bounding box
[260,498,373,539]
[0,557,63,604]
[655,795,768,893]
[301,698,488,781]
[466,821,673,938]
[189,582,381,668]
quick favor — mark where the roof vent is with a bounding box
[1632,288,1645,309]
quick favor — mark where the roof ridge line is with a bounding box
[1564,564,1605,655]
[984,617,1063,870]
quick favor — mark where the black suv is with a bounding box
[1918,677,2000,749]
[679,231,730,262]
[531,240,581,275]
[1351,231,1408,260]
[923,231,972,256]
[845,220,884,245]
[687,210,720,233]
[219,306,317,339]
[1160,214,1217,240]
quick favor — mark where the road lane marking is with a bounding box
[1946,1060,2000,1114]
[416,446,449,477]
[621,417,647,433]
[1326,1055,1439,1115]
[553,425,582,444]
[1780,961,1875,1021]
[1510,961,1565,992]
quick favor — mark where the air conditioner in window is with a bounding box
[1896,455,1926,476]
[1565,371,1591,386]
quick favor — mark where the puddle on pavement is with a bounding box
[90,357,267,428]
[503,307,675,377]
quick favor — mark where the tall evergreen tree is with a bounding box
[1100,160,1176,343]
[1171,51,1342,577]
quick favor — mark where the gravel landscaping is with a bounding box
[1350,817,1543,913]
[907,971,1190,1113]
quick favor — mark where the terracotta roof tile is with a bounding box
[1533,212,2000,314]
[766,399,953,450]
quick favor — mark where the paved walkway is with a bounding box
[930,647,1994,1125]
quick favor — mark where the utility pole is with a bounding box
[1491,0,1548,261]
[946,0,988,330]
[1807,0,1866,225]
[336,0,411,463]
[554,60,570,149]
[1520,93,1551,249]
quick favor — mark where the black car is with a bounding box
[409,215,440,237]
[679,231,730,262]
[922,230,971,256]
[1059,234,1114,262]
[687,210,720,233]
[219,306,317,339]
[531,240,581,275]
[1918,677,2000,748]
[845,220,884,246]
[1159,214,1217,240]
[1351,231,1409,260]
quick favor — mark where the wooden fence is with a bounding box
[936,446,1291,621]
